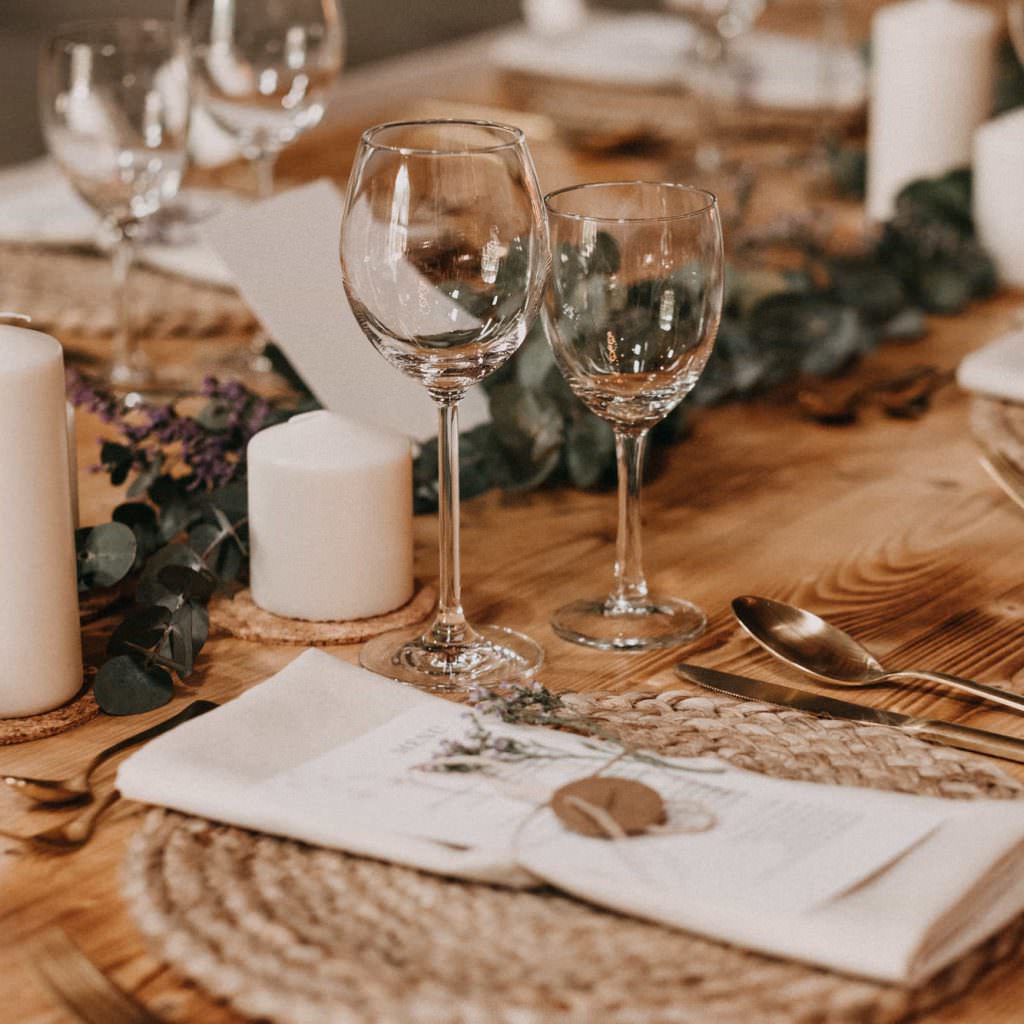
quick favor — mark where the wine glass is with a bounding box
[340,120,549,691]
[184,0,344,200]
[543,181,723,650]
[39,20,190,392]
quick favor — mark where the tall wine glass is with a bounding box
[544,181,723,650]
[39,20,190,392]
[340,120,549,690]
[184,0,344,199]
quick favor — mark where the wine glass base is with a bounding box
[551,596,707,651]
[360,624,544,693]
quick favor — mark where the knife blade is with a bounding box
[675,663,1024,765]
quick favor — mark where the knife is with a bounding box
[675,663,1024,765]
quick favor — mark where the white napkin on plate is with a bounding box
[958,330,1024,403]
[117,649,1024,985]
[0,158,238,288]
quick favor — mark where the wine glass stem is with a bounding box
[610,428,650,609]
[109,227,139,384]
[254,149,278,200]
[429,398,471,646]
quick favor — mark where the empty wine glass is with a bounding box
[543,181,723,650]
[340,120,549,691]
[184,0,344,199]
[39,20,190,391]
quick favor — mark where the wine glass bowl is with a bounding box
[184,0,343,196]
[39,19,190,390]
[543,181,724,650]
[340,120,549,690]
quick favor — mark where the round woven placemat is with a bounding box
[0,244,255,339]
[0,683,98,746]
[123,690,1024,1024]
[208,584,436,645]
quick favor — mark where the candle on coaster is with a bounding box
[248,410,413,621]
[866,0,996,223]
[0,326,83,717]
[974,109,1024,287]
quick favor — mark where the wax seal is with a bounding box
[550,777,666,839]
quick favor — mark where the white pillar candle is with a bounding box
[866,0,996,223]
[248,410,414,621]
[66,401,79,528]
[522,0,586,36]
[0,327,83,717]
[973,109,1024,287]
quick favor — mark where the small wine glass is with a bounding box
[340,119,549,691]
[39,19,190,392]
[543,181,724,650]
[184,0,344,200]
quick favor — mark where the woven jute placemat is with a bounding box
[0,244,255,339]
[208,584,436,645]
[0,683,98,746]
[123,690,1024,1024]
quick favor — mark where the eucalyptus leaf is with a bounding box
[94,654,173,715]
[137,543,204,605]
[107,605,172,658]
[157,564,218,602]
[76,522,138,591]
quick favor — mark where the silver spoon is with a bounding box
[732,595,1024,715]
[2,699,218,806]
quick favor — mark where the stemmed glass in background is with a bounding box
[340,120,549,690]
[543,181,723,650]
[39,20,190,392]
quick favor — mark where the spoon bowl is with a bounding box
[732,595,1024,715]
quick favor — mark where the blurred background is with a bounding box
[0,0,657,167]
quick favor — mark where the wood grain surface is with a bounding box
[3,29,1024,1024]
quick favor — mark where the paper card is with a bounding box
[201,178,490,440]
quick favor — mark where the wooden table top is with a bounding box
[3,31,1024,1024]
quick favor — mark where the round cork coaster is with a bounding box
[123,691,1024,1024]
[208,584,437,645]
[0,683,99,746]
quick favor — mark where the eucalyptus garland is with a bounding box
[72,167,993,714]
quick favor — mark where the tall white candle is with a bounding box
[973,109,1024,287]
[867,0,996,223]
[0,327,83,717]
[67,402,79,528]
[248,410,414,621]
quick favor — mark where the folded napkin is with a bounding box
[958,330,1024,403]
[493,13,866,111]
[0,159,238,289]
[118,650,1024,986]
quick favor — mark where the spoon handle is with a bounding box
[904,720,1024,764]
[884,670,1024,714]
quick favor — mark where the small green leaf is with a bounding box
[157,564,218,602]
[107,605,172,658]
[76,522,138,590]
[94,655,173,715]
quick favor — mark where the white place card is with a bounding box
[201,179,490,440]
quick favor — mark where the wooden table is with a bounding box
[3,30,1024,1024]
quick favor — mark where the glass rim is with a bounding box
[47,18,176,50]
[544,181,718,223]
[358,118,527,156]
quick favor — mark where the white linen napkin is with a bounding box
[0,159,237,288]
[958,330,1024,402]
[492,14,867,111]
[117,649,1024,985]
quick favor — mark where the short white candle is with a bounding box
[0,327,83,717]
[973,109,1024,287]
[248,410,414,621]
[867,0,996,223]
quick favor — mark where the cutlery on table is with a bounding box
[731,595,1024,715]
[675,663,1024,764]
[29,926,165,1024]
[3,699,219,806]
[980,449,1024,513]
[1,789,122,852]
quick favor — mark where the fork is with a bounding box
[0,790,121,852]
[3,699,218,806]
[980,450,1024,513]
[29,926,165,1024]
